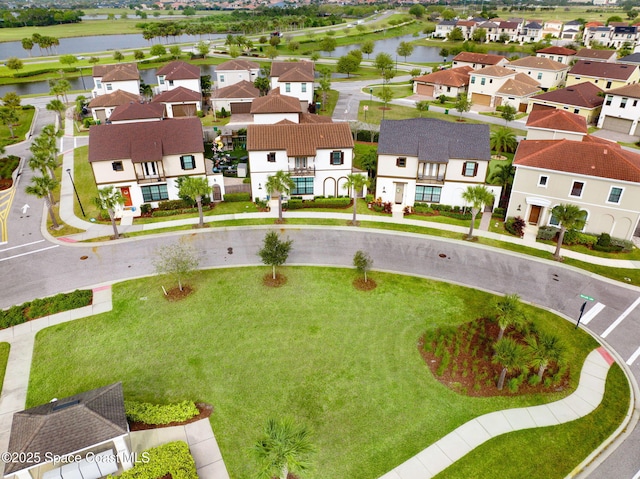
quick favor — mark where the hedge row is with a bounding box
[285,197,351,210]
[0,290,92,330]
[537,226,634,252]
[224,192,251,202]
[151,208,199,217]
[109,441,197,479]
[0,156,20,180]
[124,400,199,425]
[13,67,77,78]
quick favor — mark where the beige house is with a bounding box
[507,56,569,90]
[527,82,604,124]
[567,60,640,90]
[215,59,260,88]
[526,109,588,141]
[210,80,260,113]
[452,52,508,70]
[507,136,640,240]
[574,48,618,63]
[467,65,540,110]
[412,66,472,98]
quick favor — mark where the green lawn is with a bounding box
[73,146,103,221]
[0,342,9,395]
[28,267,616,479]
[0,107,35,148]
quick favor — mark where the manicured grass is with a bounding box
[0,342,9,395]
[132,201,260,224]
[370,83,414,99]
[200,114,230,128]
[28,267,605,479]
[353,142,377,172]
[317,89,339,117]
[0,107,35,148]
[0,19,157,42]
[73,146,102,221]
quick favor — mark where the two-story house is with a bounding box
[610,26,639,49]
[375,118,500,208]
[507,136,640,240]
[567,60,640,90]
[527,82,604,124]
[452,52,508,70]
[467,65,540,110]
[412,66,472,98]
[507,56,569,90]
[583,26,613,47]
[215,59,260,88]
[155,60,201,94]
[88,90,141,123]
[247,122,356,201]
[477,21,499,42]
[88,117,215,213]
[456,20,478,40]
[597,83,640,136]
[574,48,617,63]
[270,61,315,108]
[210,80,260,113]
[526,109,588,141]
[542,20,563,39]
[151,86,202,117]
[561,20,582,41]
[91,63,140,98]
[535,46,577,65]
[496,21,521,42]
[434,20,458,39]
[519,21,543,42]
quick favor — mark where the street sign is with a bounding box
[363,105,369,111]
[580,294,594,301]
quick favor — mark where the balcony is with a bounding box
[417,174,445,184]
[136,173,166,184]
[289,166,315,177]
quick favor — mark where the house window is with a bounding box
[168,80,174,86]
[295,157,307,168]
[606,81,612,89]
[180,155,195,170]
[471,76,476,84]
[112,161,124,171]
[537,72,543,80]
[96,80,102,89]
[415,185,442,203]
[219,74,225,83]
[481,78,486,85]
[634,100,638,107]
[462,161,478,177]
[143,162,158,177]
[331,151,344,165]
[291,177,314,195]
[550,208,587,229]
[574,108,580,114]
[301,83,307,93]
[605,96,612,106]
[267,152,276,162]
[396,157,406,167]
[538,175,548,187]
[285,83,291,93]
[607,186,623,203]
[141,184,169,202]
[106,83,113,91]
[621,97,628,108]
[570,181,584,197]
[489,79,493,84]
[159,76,165,85]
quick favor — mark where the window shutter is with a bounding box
[340,151,344,165]
[473,163,478,176]
[462,162,467,175]
[180,157,185,169]
[192,156,196,169]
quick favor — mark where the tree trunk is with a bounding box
[196,197,203,228]
[538,363,547,380]
[46,203,59,229]
[352,190,357,224]
[497,326,505,341]
[178,278,183,291]
[554,226,566,260]
[277,194,283,222]
[272,264,276,280]
[497,367,507,390]
[280,464,288,479]
[467,209,478,240]
[108,209,120,239]
[364,270,367,283]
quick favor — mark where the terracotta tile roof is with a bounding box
[156,60,200,80]
[453,52,507,65]
[605,83,640,99]
[212,80,260,99]
[5,383,128,474]
[456,20,476,27]
[89,117,203,163]
[569,60,638,80]
[473,65,515,77]
[498,21,520,29]
[216,59,260,71]
[496,78,540,96]
[536,46,577,55]
[270,61,315,82]
[88,89,140,108]
[413,66,472,87]
[109,102,165,121]
[584,22,604,27]
[531,82,604,108]
[575,48,617,60]
[514,137,640,183]
[526,109,588,133]
[247,123,353,156]
[152,86,202,103]
[514,72,541,86]
[250,88,302,114]
[508,56,569,71]
[92,63,139,81]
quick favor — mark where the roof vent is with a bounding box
[604,149,608,154]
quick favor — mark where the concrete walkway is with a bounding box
[379,347,615,479]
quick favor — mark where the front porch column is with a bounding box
[113,436,133,470]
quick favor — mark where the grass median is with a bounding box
[0,342,9,395]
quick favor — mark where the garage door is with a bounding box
[602,116,633,134]
[172,104,196,117]
[635,122,640,137]
[231,102,252,114]
[471,93,491,106]
[531,103,555,113]
[417,83,434,97]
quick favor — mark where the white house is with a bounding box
[155,60,201,94]
[91,63,140,98]
[108,102,164,124]
[247,122,356,201]
[210,80,260,112]
[269,61,315,108]
[215,59,260,88]
[452,52,508,70]
[151,86,202,117]
[412,66,472,98]
[467,65,540,110]
[375,118,500,208]
[507,56,569,90]
[535,46,577,65]
[434,20,458,39]
[526,109,588,141]
[88,90,141,123]
[597,83,640,136]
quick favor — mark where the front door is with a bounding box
[394,183,404,204]
[528,205,541,225]
[120,187,132,207]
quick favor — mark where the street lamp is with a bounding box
[66,168,85,217]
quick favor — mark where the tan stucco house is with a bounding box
[527,82,604,124]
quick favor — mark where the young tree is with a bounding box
[6,57,24,73]
[500,104,517,123]
[353,250,373,283]
[134,50,145,60]
[25,175,60,229]
[526,333,566,381]
[196,41,210,58]
[266,46,278,60]
[396,41,414,61]
[318,69,332,111]
[178,176,211,228]
[0,107,19,138]
[169,45,182,59]
[93,186,125,239]
[337,54,359,78]
[461,185,494,239]
[447,27,464,42]
[551,204,586,260]
[89,56,100,65]
[492,337,527,390]
[472,27,487,43]
[494,293,525,341]
[258,231,293,280]
[150,44,167,56]
[439,48,450,61]
[490,127,518,157]
[320,36,337,56]
[113,51,125,62]
[488,161,514,208]
[376,86,394,113]
[265,170,295,222]
[3,92,21,112]
[343,173,370,224]
[153,242,200,292]
[409,4,425,18]
[59,55,78,69]
[374,52,394,78]
[229,46,241,58]
[416,100,430,117]
[361,40,375,58]
[454,94,471,119]
[253,418,314,479]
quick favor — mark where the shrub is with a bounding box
[413,203,434,214]
[285,198,303,209]
[0,290,92,329]
[125,400,199,425]
[223,192,251,202]
[0,155,20,179]
[158,199,191,210]
[110,441,197,479]
[140,203,152,215]
[562,229,580,245]
[492,207,506,219]
[151,208,198,217]
[504,216,525,237]
[610,237,634,252]
[537,225,557,241]
[596,232,611,247]
[83,118,96,128]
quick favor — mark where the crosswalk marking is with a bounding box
[580,302,606,325]
[602,297,640,339]
[626,346,640,366]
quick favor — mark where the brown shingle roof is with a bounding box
[514,72,541,86]
[251,88,301,114]
[496,78,540,96]
[156,60,200,80]
[569,60,638,81]
[152,86,202,103]
[89,117,203,163]
[248,123,353,156]
[92,63,139,81]
[299,113,334,124]
[575,48,617,61]
[473,65,515,77]
[88,90,140,108]
[536,46,577,55]
[453,52,507,65]
[514,137,640,183]
[5,383,128,474]
[270,61,315,81]
[216,59,260,71]
[605,83,640,99]
[531,82,604,108]
[109,102,165,121]
[413,66,472,87]
[508,56,569,71]
[212,80,260,99]
[526,109,588,134]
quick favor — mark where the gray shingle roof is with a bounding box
[378,119,490,163]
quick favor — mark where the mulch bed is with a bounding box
[0,179,12,190]
[353,277,377,291]
[263,273,287,287]
[129,403,213,432]
[164,285,194,301]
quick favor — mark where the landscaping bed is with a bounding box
[0,289,92,329]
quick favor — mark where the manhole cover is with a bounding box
[80,256,88,260]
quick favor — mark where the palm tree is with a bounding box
[25,175,60,229]
[526,333,566,381]
[492,337,527,390]
[94,186,125,239]
[46,99,66,125]
[178,176,211,228]
[461,185,495,240]
[490,127,518,157]
[551,203,586,260]
[494,293,525,341]
[253,418,314,479]
[265,170,295,223]
[342,173,370,225]
[487,161,514,208]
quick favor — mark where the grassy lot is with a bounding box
[72,146,103,221]
[200,114,230,128]
[370,83,413,99]
[317,89,339,117]
[0,342,9,395]
[28,266,615,479]
[0,107,35,148]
